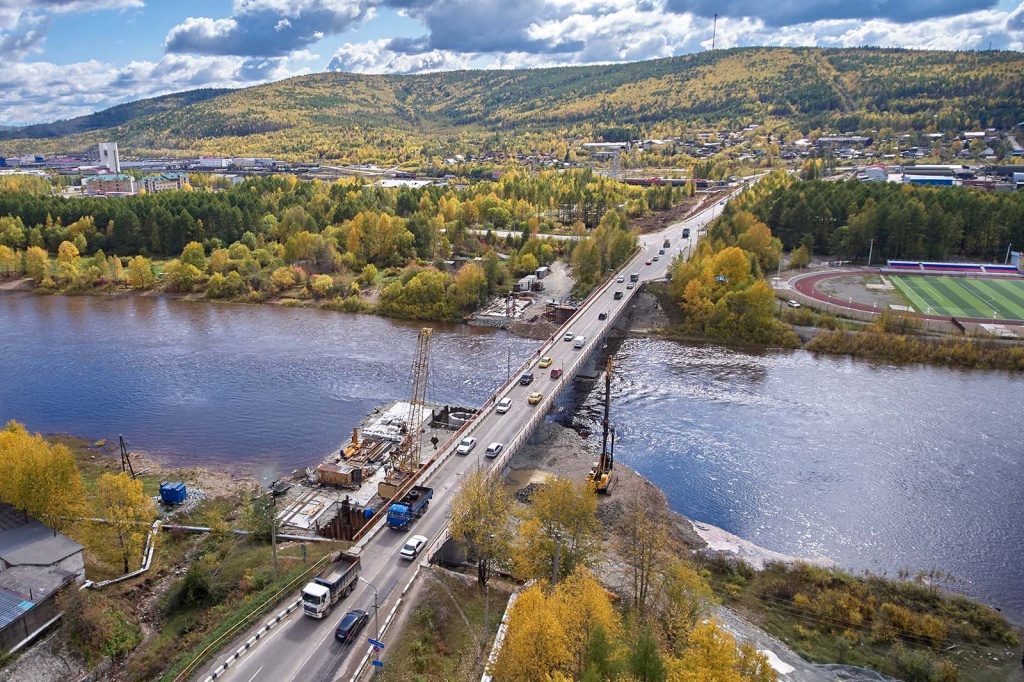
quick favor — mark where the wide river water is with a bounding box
[2,293,1022,622]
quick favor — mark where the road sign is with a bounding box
[372,660,384,667]
[368,638,385,649]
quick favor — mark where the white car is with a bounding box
[485,442,504,458]
[496,397,512,414]
[563,331,575,341]
[456,436,477,455]
[616,275,625,283]
[400,535,428,560]
[787,300,802,308]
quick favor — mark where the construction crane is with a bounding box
[588,357,615,494]
[379,328,433,497]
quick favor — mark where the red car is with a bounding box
[550,368,563,379]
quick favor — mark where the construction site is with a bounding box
[267,328,475,542]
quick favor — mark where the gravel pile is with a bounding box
[514,482,545,504]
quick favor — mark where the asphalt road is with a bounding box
[203,190,740,682]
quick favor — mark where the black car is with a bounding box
[335,609,369,644]
[519,371,534,385]
[613,291,623,300]
[598,311,607,320]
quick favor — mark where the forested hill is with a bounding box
[3,47,1023,161]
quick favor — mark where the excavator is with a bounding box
[588,357,615,494]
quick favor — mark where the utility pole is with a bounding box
[1006,243,1013,265]
[868,238,875,266]
[359,576,380,662]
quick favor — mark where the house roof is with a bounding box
[0,586,33,630]
[0,505,83,567]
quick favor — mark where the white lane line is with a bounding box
[246,666,264,682]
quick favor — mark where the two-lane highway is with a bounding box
[205,190,742,682]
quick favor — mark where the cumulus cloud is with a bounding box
[663,0,996,27]
[164,0,371,57]
[0,50,318,125]
[327,37,472,72]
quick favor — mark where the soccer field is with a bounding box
[890,275,1024,321]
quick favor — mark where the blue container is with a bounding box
[160,482,187,504]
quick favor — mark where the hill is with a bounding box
[1,47,1022,162]
[0,88,232,142]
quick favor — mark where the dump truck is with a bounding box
[386,485,433,530]
[301,551,361,619]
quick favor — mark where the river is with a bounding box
[1,293,1021,622]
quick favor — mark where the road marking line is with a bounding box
[246,666,264,682]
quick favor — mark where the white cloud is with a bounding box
[0,51,317,126]
[326,38,472,72]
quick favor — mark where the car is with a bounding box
[616,275,625,283]
[626,282,635,289]
[538,356,553,368]
[496,397,513,414]
[787,300,802,308]
[335,609,369,644]
[456,436,477,455]
[563,332,575,342]
[550,368,563,379]
[528,391,543,405]
[614,291,623,300]
[573,336,586,349]
[485,442,503,458]
[659,249,665,255]
[598,311,607,320]
[645,259,653,265]
[519,371,534,385]
[719,200,725,205]
[652,255,659,261]
[400,534,428,560]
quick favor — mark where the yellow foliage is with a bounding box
[491,584,572,682]
[0,421,85,533]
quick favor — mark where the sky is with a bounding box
[1,0,1024,127]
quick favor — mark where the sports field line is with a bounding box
[890,276,931,314]
[929,276,986,317]
[968,279,1024,320]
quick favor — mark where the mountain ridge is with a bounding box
[2,47,1022,161]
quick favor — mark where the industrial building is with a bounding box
[97,142,120,173]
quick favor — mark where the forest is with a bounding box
[0,169,678,320]
[726,171,1024,263]
[2,47,1023,163]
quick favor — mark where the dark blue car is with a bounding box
[335,609,369,644]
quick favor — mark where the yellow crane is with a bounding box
[379,328,433,497]
[588,357,615,494]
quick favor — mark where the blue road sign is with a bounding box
[372,660,384,667]
[368,638,385,649]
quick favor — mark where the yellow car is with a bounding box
[538,356,553,368]
[528,392,543,405]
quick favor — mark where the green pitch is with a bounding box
[890,275,1024,320]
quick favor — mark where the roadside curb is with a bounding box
[202,598,302,681]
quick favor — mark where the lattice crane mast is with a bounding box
[390,327,433,476]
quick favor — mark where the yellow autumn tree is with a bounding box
[513,477,601,582]
[666,620,777,682]
[126,255,156,288]
[0,421,85,534]
[555,568,622,678]
[448,468,514,586]
[96,472,156,573]
[490,584,572,682]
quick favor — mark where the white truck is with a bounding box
[301,551,361,619]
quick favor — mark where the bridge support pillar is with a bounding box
[576,356,601,380]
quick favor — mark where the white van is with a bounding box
[573,336,586,349]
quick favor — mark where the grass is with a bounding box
[376,570,512,682]
[700,556,1022,682]
[891,275,1024,321]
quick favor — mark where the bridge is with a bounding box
[200,195,735,682]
